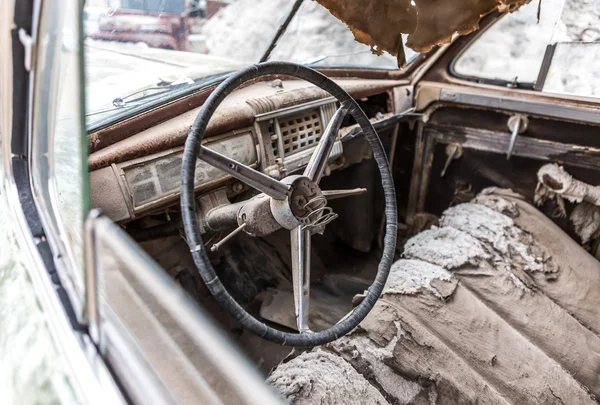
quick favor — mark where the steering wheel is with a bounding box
[180,62,397,347]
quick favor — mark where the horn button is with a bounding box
[271,175,328,230]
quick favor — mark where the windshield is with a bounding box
[84,0,418,130]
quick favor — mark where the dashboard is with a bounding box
[89,78,406,222]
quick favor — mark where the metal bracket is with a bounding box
[18,28,34,72]
[441,143,463,177]
[197,188,233,233]
[506,114,529,160]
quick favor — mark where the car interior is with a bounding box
[83,5,600,405]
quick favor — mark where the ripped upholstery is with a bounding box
[314,0,533,66]
[269,188,600,404]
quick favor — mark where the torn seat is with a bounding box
[268,188,600,405]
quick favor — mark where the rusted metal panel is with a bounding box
[427,107,600,149]
[427,125,600,170]
[88,84,216,154]
[88,76,406,155]
[408,119,600,221]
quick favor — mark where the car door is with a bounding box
[407,0,600,232]
[0,0,113,403]
[2,0,286,403]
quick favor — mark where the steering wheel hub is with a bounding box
[289,177,322,220]
[271,175,327,229]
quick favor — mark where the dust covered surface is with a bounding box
[267,350,390,405]
[383,259,456,299]
[269,189,600,404]
[535,164,600,243]
[404,226,489,269]
[314,0,533,66]
[570,202,600,244]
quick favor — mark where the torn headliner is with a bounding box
[314,0,534,67]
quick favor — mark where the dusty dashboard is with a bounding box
[89,78,406,223]
[90,98,347,222]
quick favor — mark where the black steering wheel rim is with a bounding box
[180,61,397,347]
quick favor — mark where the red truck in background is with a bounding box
[88,0,229,51]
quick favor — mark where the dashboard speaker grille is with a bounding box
[271,109,322,158]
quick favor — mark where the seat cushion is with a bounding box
[269,189,600,405]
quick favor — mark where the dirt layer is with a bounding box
[269,189,600,404]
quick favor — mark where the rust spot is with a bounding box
[542,173,564,190]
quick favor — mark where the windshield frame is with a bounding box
[86,60,428,148]
[85,55,425,134]
[448,10,538,90]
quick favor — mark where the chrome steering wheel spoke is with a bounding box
[322,188,367,200]
[291,226,312,333]
[303,106,347,183]
[199,145,289,200]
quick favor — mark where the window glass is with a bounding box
[31,0,88,311]
[453,0,564,85]
[453,0,600,100]
[121,0,186,13]
[83,0,419,130]
[542,42,600,98]
[0,190,83,405]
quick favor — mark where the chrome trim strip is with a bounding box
[90,215,283,405]
[439,88,600,124]
[255,96,336,121]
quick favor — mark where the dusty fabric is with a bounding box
[490,191,600,336]
[570,202,600,244]
[535,163,600,243]
[383,259,455,299]
[472,187,521,217]
[442,202,551,273]
[267,350,390,405]
[270,190,600,404]
[314,0,533,66]
[535,163,600,214]
[403,226,489,269]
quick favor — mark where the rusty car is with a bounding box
[88,0,229,51]
[2,0,600,403]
